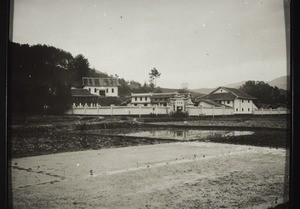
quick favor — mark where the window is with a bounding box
[144,104,147,106]
[145,97,147,101]
[242,108,244,111]
[236,108,238,111]
[112,88,114,93]
[135,97,137,101]
[94,88,97,93]
[140,97,142,101]
[248,100,250,103]
[106,89,108,93]
[220,90,223,92]
[88,88,91,92]
[227,101,230,104]
[248,108,250,111]
[242,99,244,103]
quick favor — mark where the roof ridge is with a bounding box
[220,87,239,98]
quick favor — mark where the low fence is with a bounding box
[66,105,171,116]
[66,105,289,116]
[253,108,290,115]
[187,106,234,116]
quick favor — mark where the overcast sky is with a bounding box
[12,0,288,89]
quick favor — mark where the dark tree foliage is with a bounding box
[69,54,90,87]
[9,42,165,115]
[10,42,75,115]
[239,81,289,107]
[149,68,161,91]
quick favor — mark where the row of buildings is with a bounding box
[71,77,258,114]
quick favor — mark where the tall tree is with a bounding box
[69,54,90,87]
[149,68,161,90]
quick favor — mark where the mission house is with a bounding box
[82,77,119,97]
[70,77,258,115]
[195,87,258,114]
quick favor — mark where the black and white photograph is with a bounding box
[8,0,291,208]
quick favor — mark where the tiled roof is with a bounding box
[221,87,256,99]
[197,99,232,108]
[198,99,224,107]
[196,87,256,101]
[82,77,120,87]
[131,92,178,98]
[71,89,99,97]
[151,92,177,98]
[131,93,152,97]
[198,92,236,101]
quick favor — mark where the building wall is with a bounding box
[131,96,151,106]
[67,105,170,115]
[233,99,255,114]
[66,105,289,116]
[83,86,118,97]
[186,106,234,116]
[219,100,234,107]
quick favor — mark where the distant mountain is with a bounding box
[161,87,205,98]
[160,88,179,93]
[191,75,288,95]
[190,88,215,95]
[267,75,289,90]
[224,80,248,88]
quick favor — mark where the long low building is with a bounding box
[195,87,258,114]
[130,92,178,107]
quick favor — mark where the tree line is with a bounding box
[9,42,289,115]
[239,81,289,108]
[9,42,162,115]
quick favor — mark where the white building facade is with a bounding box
[196,87,257,114]
[130,93,152,106]
[82,77,119,97]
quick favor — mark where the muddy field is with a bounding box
[10,142,289,209]
[9,116,289,158]
[9,115,290,208]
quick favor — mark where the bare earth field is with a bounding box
[10,142,288,209]
[9,116,290,208]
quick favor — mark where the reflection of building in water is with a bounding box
[125,129,254,140]
[173,130,188,140]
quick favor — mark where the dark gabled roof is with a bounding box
[197,99,225,107]
[151,92,177,98]
[82,77,120,87]
[71,89,99,97]
[197,99,232,108]
[196,87,256,101]
[221,87,256,99]
[197,93,236,101]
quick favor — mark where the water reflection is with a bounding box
[123,129,254,140]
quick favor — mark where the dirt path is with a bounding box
[10,142,289,209]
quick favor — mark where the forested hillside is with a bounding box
[8,42,183,115]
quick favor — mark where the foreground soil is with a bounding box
[9,116,290,208]
[9,116,290,158]
[10,142,289,209]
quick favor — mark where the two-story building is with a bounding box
[130,92,194,110]
[196,87,257,114]
[130,92,178,106]
[82,77,119,97]
[130,93,152,106]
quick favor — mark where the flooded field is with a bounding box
[121,129,254,140]
[9,117,290,208]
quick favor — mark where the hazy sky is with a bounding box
[12,0,288,89]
